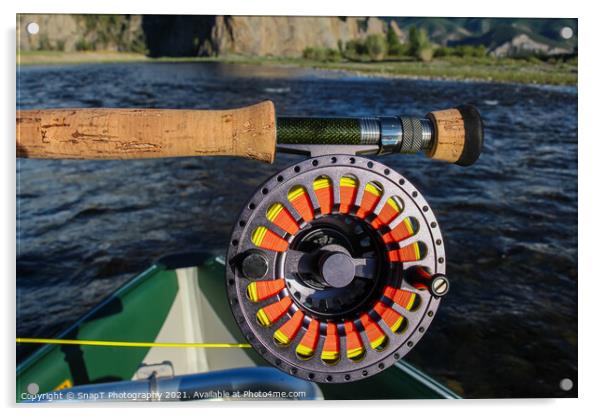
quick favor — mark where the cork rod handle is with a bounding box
[16,101,277,163]
[426,105,484,166]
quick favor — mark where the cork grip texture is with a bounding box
[16,101,277,163]
[426,108,466,163]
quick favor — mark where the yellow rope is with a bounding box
[16,338,251,349]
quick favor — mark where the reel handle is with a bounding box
[16,101,277,163]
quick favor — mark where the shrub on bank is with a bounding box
[342,34,390,62]
[435,45,488,58]
[302,47,341,62]
[343,39,369,61]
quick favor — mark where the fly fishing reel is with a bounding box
[226,155,449,383]
[226,104,483,383]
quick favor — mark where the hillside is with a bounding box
[389,17,577,55]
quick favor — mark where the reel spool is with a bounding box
[226,155,449,383]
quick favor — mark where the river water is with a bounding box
[16,62,577,398]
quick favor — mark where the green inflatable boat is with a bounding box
[16,252,460,402]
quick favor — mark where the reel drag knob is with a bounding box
[318,251,356,288]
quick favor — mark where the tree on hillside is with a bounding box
[409,26,434,62]
[386,25,406,56]
[365,34,387,61]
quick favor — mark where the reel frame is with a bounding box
[226,154,446,383]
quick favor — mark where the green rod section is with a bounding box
[276,117,362,145]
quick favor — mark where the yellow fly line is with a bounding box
[16,338,251,349]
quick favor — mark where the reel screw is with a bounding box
[430,274,450,297]
[241,252,269,279]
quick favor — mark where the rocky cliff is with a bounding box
[200,16,385,57]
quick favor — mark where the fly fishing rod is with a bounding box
[16,100,482,166]
[16,100,484,384]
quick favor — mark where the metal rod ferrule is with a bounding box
[358,117,434,154]
[378,117,403,154]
